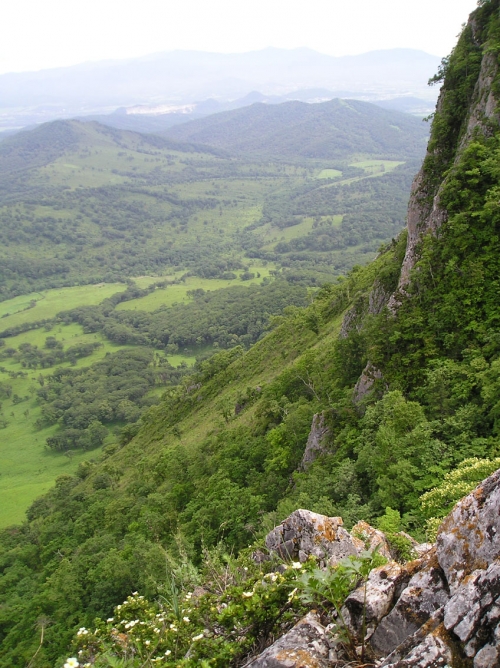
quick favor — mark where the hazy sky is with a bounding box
[1,0,479,75]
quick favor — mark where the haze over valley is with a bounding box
[0,47,441,133]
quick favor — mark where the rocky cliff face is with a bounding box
[249,466,500,666]
[396,6,500,293]
[247,7,500,665]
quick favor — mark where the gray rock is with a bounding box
[353,362,383,403]
[393,41,499,300]
[301,413,330,470]
[265,509,363,564]
[350,520,393,560]
[244,611,330,668]
[368,281,390,316]
[342,561,404,640]
[436,468,500,594]
[370,551,449,656]
[475,639,500,668]
[377,609,453,668]
[379,632,453,668]
[443,560,500,661]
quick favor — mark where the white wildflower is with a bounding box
[107,618,114,623]
[242,591,254,598]
[192,633,204,641]
[64,659,79,668]
[165,650,172,656]
[183,616,190,623]
[291,562,303,569]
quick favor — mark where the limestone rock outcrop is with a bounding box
[255,467,500,667]
[301,413,331,470]
[436,467,500,594]
[370,549,449,657]
[265,509,363,565]
[342,561,405,640]
[244,612,331,668]
[352,361,383,403]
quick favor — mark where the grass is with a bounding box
[259,216,343,251]
[0,274,235,527]
[117,267,276,312]
[349,159,405,174]
[0,355,105,528]
[0,121,415,528]
[317,168,343,179]
[0,283,125,330]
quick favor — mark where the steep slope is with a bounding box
[163,98,429,159]
[2,2,500,667]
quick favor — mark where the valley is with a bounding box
[0,104,425,527]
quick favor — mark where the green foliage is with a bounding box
[166,98,429,161]
[294,548,386,659]
[0,115,419,300]
[5,6,500,665]
[63,560,308,668]
[420,456,500,539]
[61,280,309,351]
[36,348,165,451]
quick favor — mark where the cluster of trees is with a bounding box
[36,348,185,451]
[5,11,493,663]
[0,337,102,369]
[0,115,422,299]
[61,280,309,351]
[166,98,429,161]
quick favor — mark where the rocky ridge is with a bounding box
[249,467,500,667]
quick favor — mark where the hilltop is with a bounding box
[163,98,429,160]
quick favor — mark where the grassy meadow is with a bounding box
[0,271,279,527]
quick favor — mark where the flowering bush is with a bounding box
[65,559,309,667]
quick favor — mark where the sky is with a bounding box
[1,0,479,75]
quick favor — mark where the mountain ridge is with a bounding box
[0,47,440,131]
[162,98,429,159]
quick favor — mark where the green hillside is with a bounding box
[164,98,429,160]
[0,99,426,533]
[0,117,421,299]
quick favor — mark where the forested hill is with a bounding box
[5,2,500,666]
[0,119,222,176]
[163,98,429,159]
[0,113,420,299]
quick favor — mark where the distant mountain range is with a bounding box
[0,47,440,132]
[162,98,429,160]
